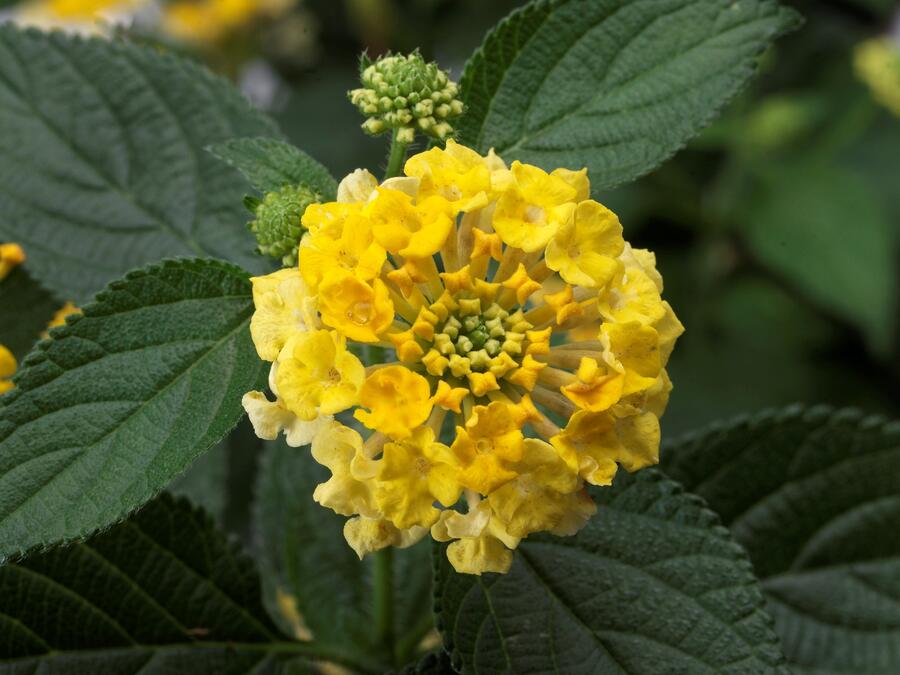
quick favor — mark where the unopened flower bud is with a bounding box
[348,50,465,143]
[248,184,319,266]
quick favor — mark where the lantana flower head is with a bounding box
[243,141,683,575]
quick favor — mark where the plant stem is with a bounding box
[383,129,409,180]
[373,546,395,663]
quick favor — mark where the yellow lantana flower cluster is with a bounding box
[163,0,295,46]
[242,141,683,575]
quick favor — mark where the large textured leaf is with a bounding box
[0,258,266,562]
[255,438,434,668]
[209,137,338,199]
[458,0,800,189]
[0,25,279,302]
[434,471,788,674]
[0,264,59,361]
[737,161,896,353]
[0,493,289,674]
[662,406,900,675]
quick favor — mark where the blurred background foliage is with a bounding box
[2,0,897,438]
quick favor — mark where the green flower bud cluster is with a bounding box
[247,184,319,266]
[349,51,465,144]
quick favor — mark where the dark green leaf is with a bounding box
[458,0,800,189]
[397,650,456,675]
[209,137,338,199]
[434,471,788,674]
[0,258,266,562]
[662,405,900,675]
[0,265,59,361]
[736,161,896,352]
[0,493,285,674]
[0,25,279,302]
[255,437,434,668]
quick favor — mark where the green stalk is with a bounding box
[383,129,409,180]
[373,546,396,662]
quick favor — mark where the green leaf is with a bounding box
[0,493,376,674]
[0,258,266,562]
[0,265,59,361]
[0,493,285,673]
[434,471,788,674]
[255,437,434,668]
[0,26,279,302]
[209,137,338,200]
[457,0,800,189]
[661,406,900,675]
[736,161,896,352]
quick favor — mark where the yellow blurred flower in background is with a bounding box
[11,0,146,34]
[0,345,16,395]
[855,37,900,117]
[163,0,295,45]
[0,243,25,282]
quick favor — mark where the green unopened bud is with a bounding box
[348,50,465,143]
[248,184,318,266]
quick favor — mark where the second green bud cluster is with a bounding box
[247,184,319,266]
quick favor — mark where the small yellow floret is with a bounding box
[366,188,453,258]
[545,200,624,288]
[551,410,660,486]
[403,139,492,213]
[249,268,317,361]
[311,421,379,518]
[318,274,394,343]
[276,330,365,420]
[355,365,434,439]
[492,162,578,252]
[451,402,525,494]
[375,426,462,529]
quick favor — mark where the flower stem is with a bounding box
[383,129,409,180]
[373,546,395,662]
